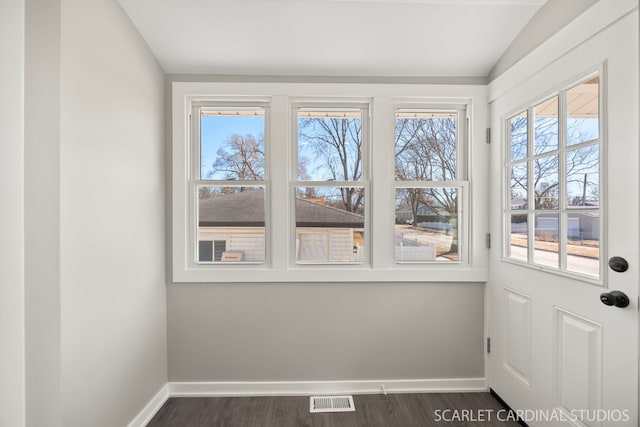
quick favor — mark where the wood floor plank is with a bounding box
[147,393,520,426]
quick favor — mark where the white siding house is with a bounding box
[198,190,365,263]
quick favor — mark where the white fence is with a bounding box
[511,216,600,240]
[511,223,527,233]
[417,221,452,231]
[395,245,436,261]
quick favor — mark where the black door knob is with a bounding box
[600,290,630,308]
[608,256,629,273]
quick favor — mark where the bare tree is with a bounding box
[395,116,459,255]
[198,186,214,200]
[298,156,311,181]
[395,117,456,181]
[208,133,264,181]
[299,117,364,213]
[510,118,599,209]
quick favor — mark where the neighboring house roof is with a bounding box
[199,189,364,228]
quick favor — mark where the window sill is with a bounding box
[172,266,488,283]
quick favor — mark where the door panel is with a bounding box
[553,308,602,421]
[504,288,532,387]
[488,9,638,427]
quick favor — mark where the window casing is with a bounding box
[172,83,487,283]
[504,73,603,280]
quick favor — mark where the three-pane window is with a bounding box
[188,101,469,269]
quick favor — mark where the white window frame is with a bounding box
[392,106,470,265]
[172,82,489,283]
[189,100,271,268]
[502,70,605,285]
[290,101,371,267]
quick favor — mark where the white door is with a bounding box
[488,5,638,426]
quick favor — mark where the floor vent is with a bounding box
[310,395,355,413]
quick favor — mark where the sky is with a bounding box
[201,114,360,182]
[200,115,265,179]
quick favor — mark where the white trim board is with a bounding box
[488,0,638,102]
[128,378,487,425]
[127,384,170,427]
[169,378,488,397]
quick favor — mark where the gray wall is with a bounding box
[168,282,484,381]
[58,0,167,426]
[489,0,598,81]
[9,0,169,425]
[0,0,26,426]
[24,0,62,425]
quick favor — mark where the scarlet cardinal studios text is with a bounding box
[433,408,630,423]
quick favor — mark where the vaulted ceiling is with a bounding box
[118,0,547,77]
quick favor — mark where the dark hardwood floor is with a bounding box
[147,392,520,426]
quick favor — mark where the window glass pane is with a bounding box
[197,186,265,263]
[213,241,227,261]
[534,155,559,209]
[534,96,559,155]
[297,110,363,181]
[395,112,457,181]
[295,187,365,264]
[511,163,527,210]
[198,240,213,262]
[534,213,559,268]
[567,77,599,146]
[566,212,599,277]
[394,188,460,262]
[509,111,527,161]
[567,145,599,207]
[509,214,528,261]
[200,110,265,180]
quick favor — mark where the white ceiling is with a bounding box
[118,0,547,77]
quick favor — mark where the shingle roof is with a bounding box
[198,189,364,228]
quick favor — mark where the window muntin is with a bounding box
[292,106,369,265]
[505,74,602,279]
[394,110,466,263]
[193,106,268,265]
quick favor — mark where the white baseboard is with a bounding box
[129,378,487,425]
[168,378,488,397]
[127,383,170,427]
